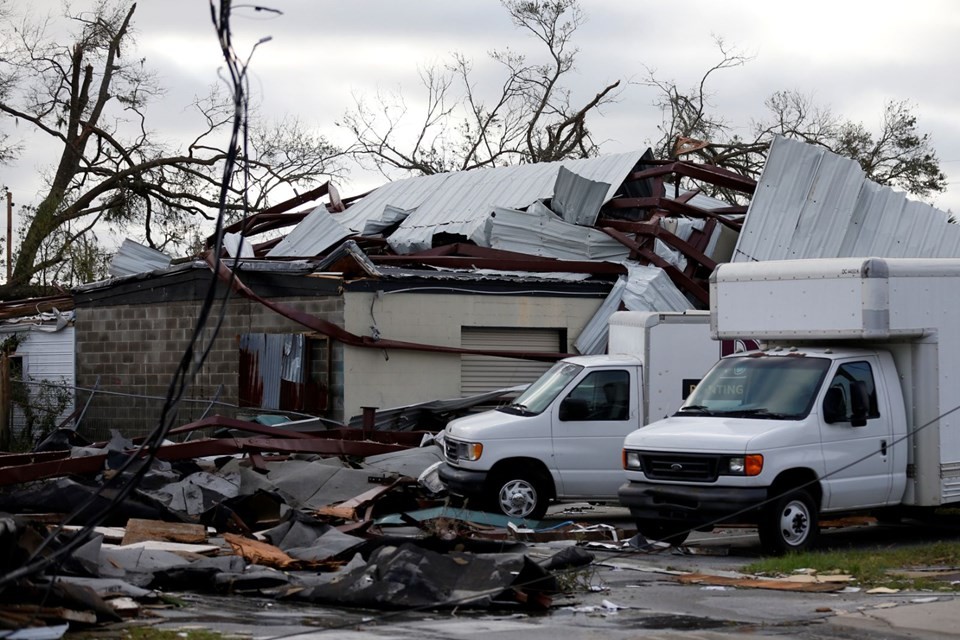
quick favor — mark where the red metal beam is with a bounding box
[599,228,709,305]
[600,220,717,272]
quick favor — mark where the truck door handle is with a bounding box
[881,440,888,456]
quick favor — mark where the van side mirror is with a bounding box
[849,381,869,427]
[559,397,589,421]
[823,387,847,424]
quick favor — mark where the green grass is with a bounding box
[743,541,960,590]
[69,626,245,640]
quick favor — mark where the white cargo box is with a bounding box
[711,257,960,341]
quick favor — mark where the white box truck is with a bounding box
[619,257,960,554]
[439,310,725,519]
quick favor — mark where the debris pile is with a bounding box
[0,416,610,636]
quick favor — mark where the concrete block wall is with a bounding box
[75,296,344,441]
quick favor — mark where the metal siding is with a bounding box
[460,328,560,396]
[735,136,956,263]
[10,327,76,435]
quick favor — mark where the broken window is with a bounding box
[239,333,329,414]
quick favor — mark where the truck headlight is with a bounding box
[723,454,763,476]
[458,441,483,462]
[622,450,642,470]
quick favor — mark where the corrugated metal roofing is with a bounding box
[273,152,648,257]
[734,135,957,263]
[574,263,694,355]
[108,239,171,277]
[266,204,352,258]
[488,203,632,261]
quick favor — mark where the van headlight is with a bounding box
[722,454,763,476]
[456,441,483,462]
[623,450,642,470]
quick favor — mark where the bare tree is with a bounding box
[644,40,946,201]
[0,1,345,297]
[339,0,621,178]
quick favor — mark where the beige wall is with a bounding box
[341,290,603,418]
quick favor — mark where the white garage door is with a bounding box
[460,327,562,396]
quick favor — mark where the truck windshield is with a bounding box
[677,355,830,420]
[499,362,583,416]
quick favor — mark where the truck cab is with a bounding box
[440,355,643,519]
[620,345,909,553]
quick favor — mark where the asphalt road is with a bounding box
[132,504,960,640]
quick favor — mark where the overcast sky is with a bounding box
[4,0,960,238]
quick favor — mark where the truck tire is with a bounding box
[489,472,549,520]
[758,489,819,555]
[635,520,690,546]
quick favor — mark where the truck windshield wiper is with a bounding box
[715,408,793,419]
[676,405,713,415]
[503,402,532,415]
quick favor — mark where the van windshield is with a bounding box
[676,355,830,420]
[500,362,583,416]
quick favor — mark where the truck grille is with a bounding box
[444,438,459,463]
[640,452,719,482]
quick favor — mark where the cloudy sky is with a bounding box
[3,0,960,235]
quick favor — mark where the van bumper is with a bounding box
[618,480,767,526]
[438,462,488,498]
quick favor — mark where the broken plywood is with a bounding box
[121,518,207,546]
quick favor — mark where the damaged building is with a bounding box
[69,149,749,437]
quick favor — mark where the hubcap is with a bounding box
[499,479,537,518]
[779,499,810,546]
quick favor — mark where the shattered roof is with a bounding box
[734,135,959,262]
[270,151,649,257]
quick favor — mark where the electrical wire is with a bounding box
[0,0,265,591]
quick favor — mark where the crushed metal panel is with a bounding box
[574,263,693,354]
[552,166,610,226]
[375,151,647,254]
[734,135,955,263]
[107,238,172,277]
[488,204,631,261]
[266,204,353,258]
[359,204,412,236]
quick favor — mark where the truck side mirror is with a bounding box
[559,397,589,421]
[822,387,847,424]
[849,381,869,427]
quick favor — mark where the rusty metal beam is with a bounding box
[624,162,756,195]
[600,227,709,305]
[600,220,717,272]
[0,433,426,487]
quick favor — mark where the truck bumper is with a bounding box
[618,480,768,526]
[437,463,488,499]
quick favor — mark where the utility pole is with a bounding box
[5,190,11,284]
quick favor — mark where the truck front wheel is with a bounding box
[758,489,819,555]
[489,472,549,520]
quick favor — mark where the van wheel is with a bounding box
[489,472,549,520]
[635,520,690,545]
[758,489,819,555]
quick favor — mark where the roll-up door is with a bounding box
[460,327,562,396]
